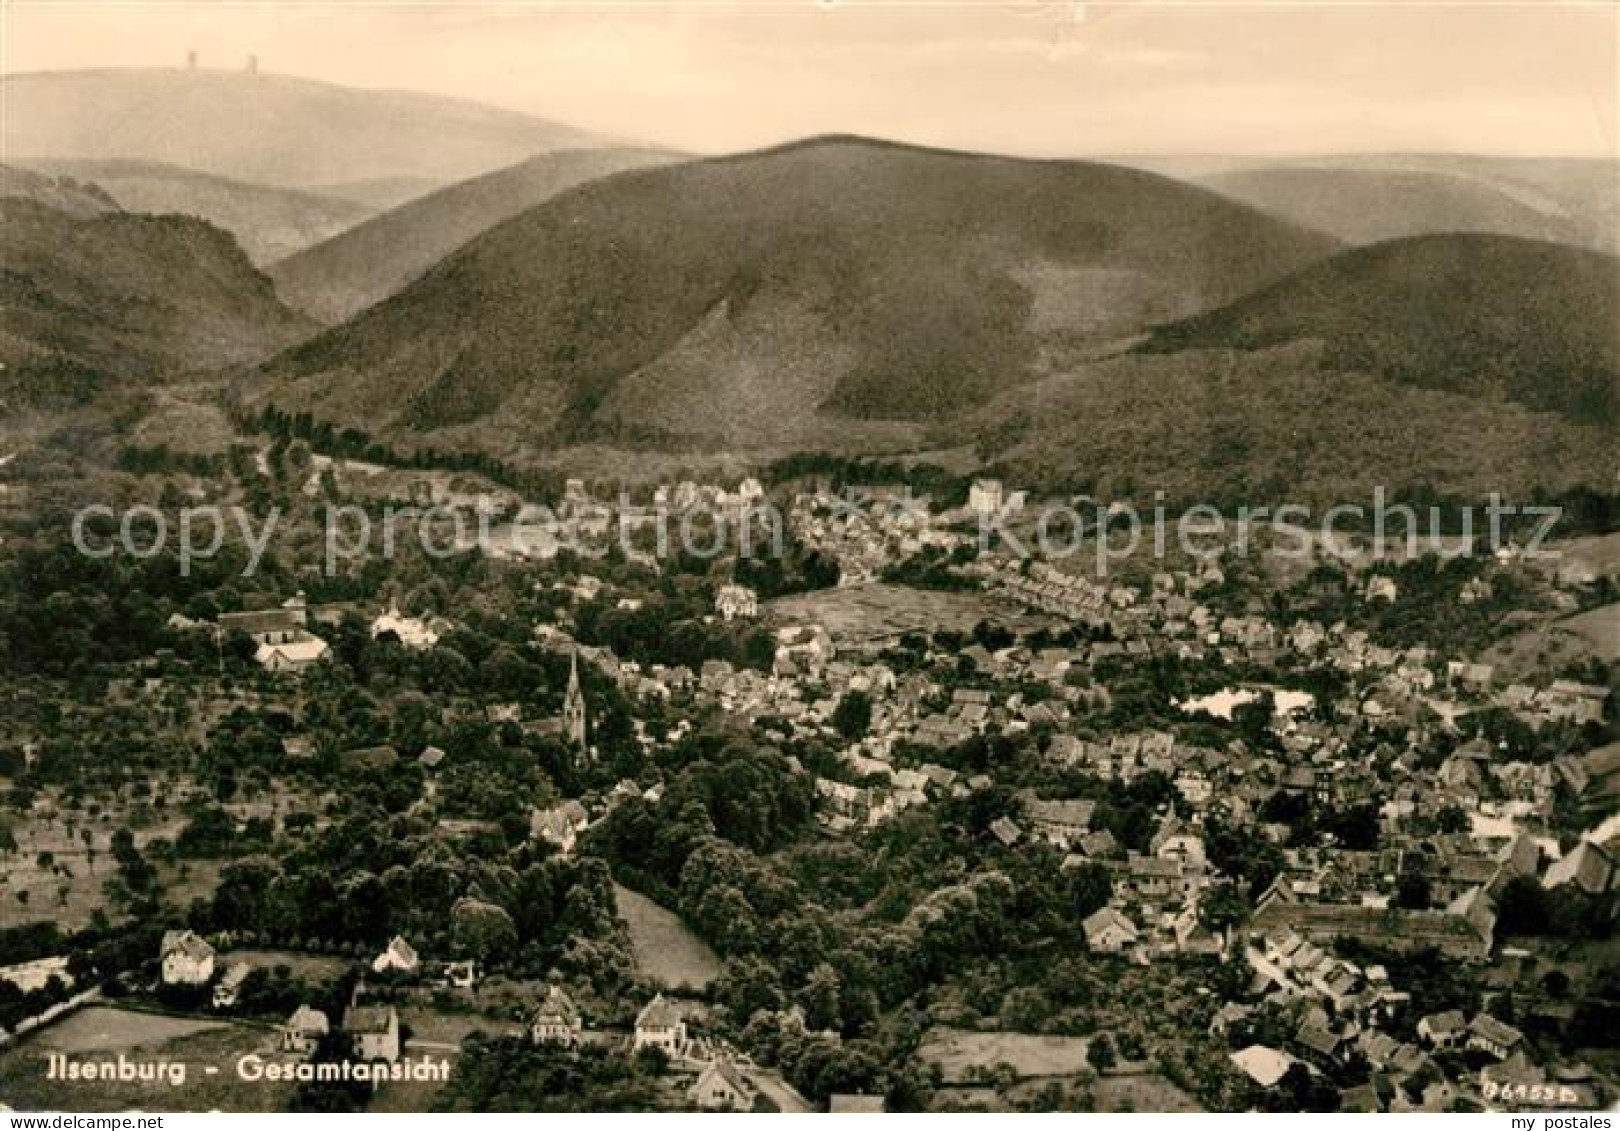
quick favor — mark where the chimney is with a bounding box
[186,49,197,70]
[246,54,258,75]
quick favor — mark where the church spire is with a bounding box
[563,649,588,751]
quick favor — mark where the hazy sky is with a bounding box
[4,1,1616,157]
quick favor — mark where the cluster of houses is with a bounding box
[212,594,331,673]
[117,470,1615,1113]
[1224,926,1594,1108]
[650,477,766,519]
[173,593,461,673]
[980,557,1228,639]
[980,556,1608,741]
[1222,921,1600,1111]
[528,987,773,1110]
[151,930,456,1067]
[150,917,819,1110]
[787,485,965,585]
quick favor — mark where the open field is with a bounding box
[1560,602,1620,660]
[613,883,721,992]
[220,949,351,982]
[1482,600,1620,679]
[2,804,190,930]
[22,1004,225,1054]
[935,1065,1200,1112]
[918,1026,1093,1083]
[400,1003,501,1046]
[3,831,225,933]
[367,1061,458,1114]
[1546,533,1620,581]
[2,780,312,930]
[0,1005,292,1112]
[125,386,239,455]
[1093,1072,1205,1112]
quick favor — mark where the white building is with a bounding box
[633,993,687,1056]
[715,584,759,623]
[343,1004,400,1063]
[690,1060,758,1110]
[370,605,441,650]
[282,1005,330,1055]
[159,930,216,986]
[531,984,584,1046]
[1082,907,1140,954]
[372,935,420,975]
[970,479,1027,519]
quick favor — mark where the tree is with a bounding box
[802,963,843,1032]
[1271,1062,1338,1112]
[1001,986,1051,1033]
[1065,862,1112,918]
[1233,692,1276,748]
[1319,804,1380,851]
[1395,870,1432,911]
[1088,1033,1116,1071]
[715,955,784,1021]
[1199,882,1250,933]
[831,692,873,743]
[451,898,518,965]
[1494,875,1551,936]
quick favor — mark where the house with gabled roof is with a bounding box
[372,935,420,975]
[1358,1029,1400,1069]
[1022,795,1094,847]
[1544,840,1616,897]
[989,816,1023,847]
[1083,907,1139,953]
[1416,1009,1467,1049]
[634,993,687,1056]
[281,1005,330,1055]
[1078,829,1119,859]
[690,1059,758,1110]
[531,800,590,852]
[256,635,331,672]
[1151,817,1207,869]
[1295,1016,1344,1062]
[715,584,758,623]
[212,962,251,1008]
[1466,1013,1524,1060]
[343,1003,400,1063]
[531,984,583,1046]
[160,930,216,986]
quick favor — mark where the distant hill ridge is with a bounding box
[0,68,617,189]
[255,134,1338,452]
[0,195,313,410]
[1140,232,1620,426]
[26,157,374,263]
[1198,165,1614,252]
[0,163,118,218]
[267,147,683,323]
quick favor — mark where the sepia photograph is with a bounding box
[0,0,1617,1118]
